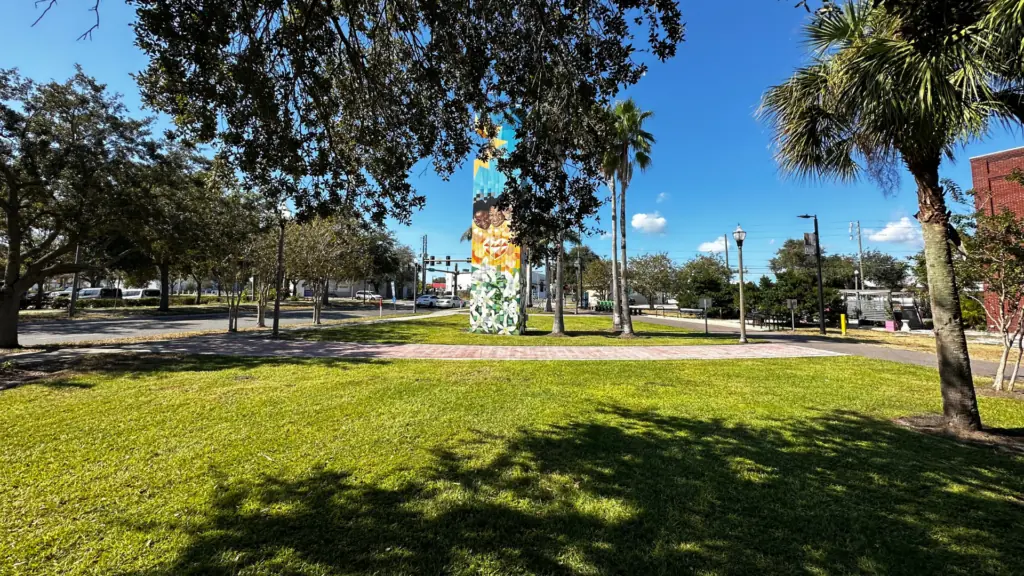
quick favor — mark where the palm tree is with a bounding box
[607,99,654,338]
[603,152,622,331]
[758,1,1021,431]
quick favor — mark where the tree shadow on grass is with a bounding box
[7,354,386,391]
[126,408,1024,575]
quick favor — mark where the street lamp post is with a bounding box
[733,224,747,344]
[798,214,827,335]
[853,268,861,322]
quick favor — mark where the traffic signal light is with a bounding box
[429,255,435,265]
[445,255,451,267]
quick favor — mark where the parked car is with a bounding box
[124,288,160,299]
[435,295,463,309]
[415,294,438,307]
[77,288,122,299]
[354,290,382,301]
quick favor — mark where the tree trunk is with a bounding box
[551,238,565,335]
[0,293,21,348]
[257,285,267,327]
[1009,335,1023,392]
[313,280,323,324]
[545,254,553,313]
[914,169,982,430]
[994,340,1012,391]
[193,274,203,305]
[609,178,622,331]
[272,219,286,338]
[158,263,171,312]
[618,182,634,337]
[322,279,331,307]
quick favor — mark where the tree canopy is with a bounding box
[128,0,684,233]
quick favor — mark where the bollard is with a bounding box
[840,313,847,336]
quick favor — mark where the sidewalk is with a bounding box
[11,336,843,363]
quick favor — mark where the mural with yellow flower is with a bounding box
[470,125,525,335]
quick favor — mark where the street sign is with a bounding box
[787,299,798,331]
[698,297,711,335]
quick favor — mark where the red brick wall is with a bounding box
[969,147,1024,331]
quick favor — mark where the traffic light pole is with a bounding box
[416,235,427,314]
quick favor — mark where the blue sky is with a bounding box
[5,0,1023,278]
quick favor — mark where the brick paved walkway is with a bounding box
[31,336,844,362]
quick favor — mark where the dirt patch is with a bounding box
[976,386,1024,400]
[894,414,1024,454]
[0,366,57,390]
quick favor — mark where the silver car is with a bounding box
[435,295,463,308]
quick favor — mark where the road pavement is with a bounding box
[635,315,1004,378]
[17,303,421,346]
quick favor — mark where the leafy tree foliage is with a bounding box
[0,67,149,347]
[956,182,1024,391]
[629,253,675,309]
[582,257,613,298]
[129,0,683,231]
[860,250,909,291]
[675,255,731,316]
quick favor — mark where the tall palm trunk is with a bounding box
[551,237,565,335]
[545,254,553,312]
[618,181,634,336]
[913,165,982,430]
[609,178,622,330]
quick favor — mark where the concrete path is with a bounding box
[634,316,1004,377]
[15,335,843,362]
[16,304,420,346]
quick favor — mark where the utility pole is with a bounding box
[799,214,826,335]
[417,235,427,313]
[850,220,865,323]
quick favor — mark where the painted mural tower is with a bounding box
[469,124,525,334]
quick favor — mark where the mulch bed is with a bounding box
[895,413,1024,454]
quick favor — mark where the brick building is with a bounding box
[969,146,1024,331]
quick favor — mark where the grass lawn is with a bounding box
[2,355,1024,575]
[292,313,742,346]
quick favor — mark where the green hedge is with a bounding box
[53,296,226,309]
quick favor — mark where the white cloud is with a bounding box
[698,237,728,253]
[631,212,667,234]
[656,192,669,204]
[867,217,923,246]
[599,231,613,240]
[769,238,776,245]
